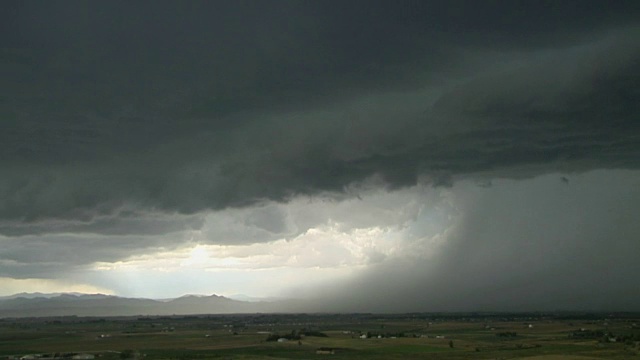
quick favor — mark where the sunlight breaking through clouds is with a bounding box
[87,207,426,297]
[67,180,467,301]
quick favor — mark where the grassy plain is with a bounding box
[1,313,639,360]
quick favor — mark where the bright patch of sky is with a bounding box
[50,185,452,299]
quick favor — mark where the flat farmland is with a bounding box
[1,313,639,359]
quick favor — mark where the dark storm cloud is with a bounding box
[0,231,188,278]
[1,1,639,233]
[0,208,204,237]
[296,171,640,312]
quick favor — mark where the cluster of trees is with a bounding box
[364,331,410,338]
[265,329,328,342]
[303,330,328,337]
[569,329,604,339]
[265,332,300,341]
[496,331,518,337]
[120,350,135,359]
[569,329,640,345]
[602,332,640,344]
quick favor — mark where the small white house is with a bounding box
[72,354,95,360]
[277,338,288,343]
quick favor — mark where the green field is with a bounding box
[1,313,639,359]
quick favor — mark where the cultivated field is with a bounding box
[1,313,639,359]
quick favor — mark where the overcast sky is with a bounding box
[1,1,639,311]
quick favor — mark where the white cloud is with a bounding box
[80,185,451,297]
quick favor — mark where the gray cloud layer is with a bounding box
[2,2,639,227]
[1,2,639,309]
[294,171,640,311]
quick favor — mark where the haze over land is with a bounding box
[1,1,639,313]
[0,292,293,317]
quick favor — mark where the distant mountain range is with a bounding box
[0,293,302,317]
[0,292,104,300]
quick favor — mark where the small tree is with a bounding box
[449,340,454,348]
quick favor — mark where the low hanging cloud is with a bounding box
[0,184,440,279]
